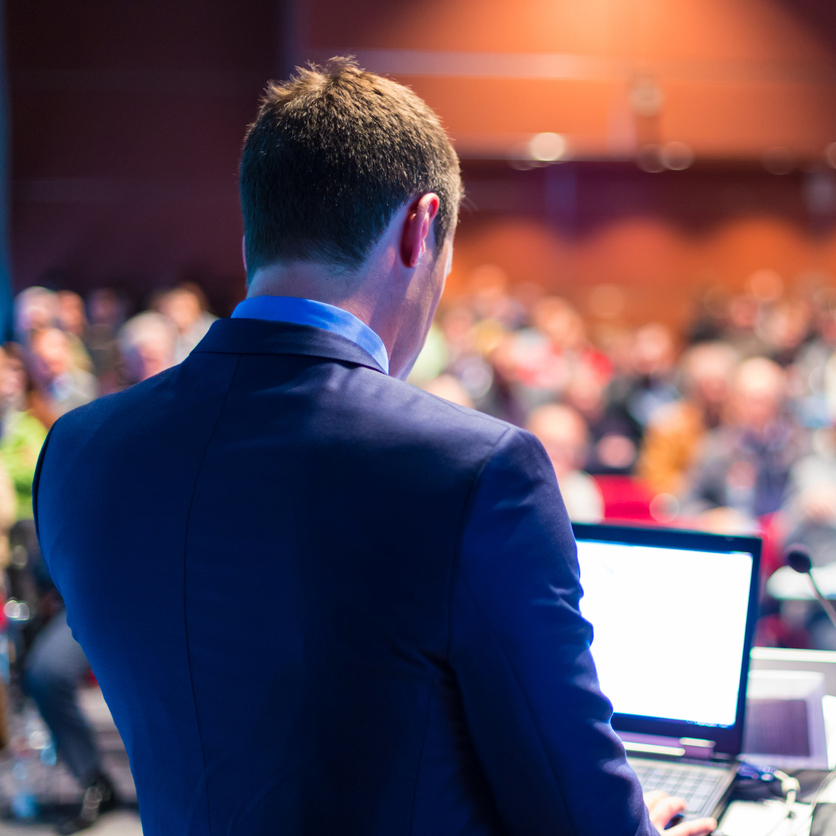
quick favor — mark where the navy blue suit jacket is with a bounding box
[34,318,653,836]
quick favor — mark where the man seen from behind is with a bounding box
[34,58,715,836]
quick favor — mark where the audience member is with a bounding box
[3,343,52,433]
[0,354,22,565]
[486,333,528,426]
[510,296,609,413]
[438,304,501,416]
[683,357,804,524]
[0,459,18,581]
[28,327,97,425]
[84,288,126,392]
[57,290,93,373]
[639,342,739,495]
[24,603,118,833]
[56,290,95,374]
[787,300,836,428]
[118,312,177,384]
[763,298,812,368]
[722,292,770,358]
[0,346,48,519]
[158,283,217,363]
[566,362,643,475]
[607,323,679,433]
[527,403,604,522]
[56,290,85,338]
[464,265,527,330]
[14,286,59,346]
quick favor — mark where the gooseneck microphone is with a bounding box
[786,544,836,635]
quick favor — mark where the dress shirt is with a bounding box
[232,295,389,374]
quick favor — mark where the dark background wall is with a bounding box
[8,0,836,326]
[301,0,836,327]
[7,0,277,314]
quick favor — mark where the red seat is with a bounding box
[592,475,656,524]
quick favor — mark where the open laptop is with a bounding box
[572,522,761,820]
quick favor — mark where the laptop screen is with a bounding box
[572,524,760,751]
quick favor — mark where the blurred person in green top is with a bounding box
[0,344,48,519]
[1,338,116,831]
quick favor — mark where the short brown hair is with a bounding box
[239,57,462,277]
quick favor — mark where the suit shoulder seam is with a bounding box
[444,425,516,662]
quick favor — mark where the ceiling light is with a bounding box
[528,132,566,162]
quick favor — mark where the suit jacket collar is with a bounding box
[192,317,388,375]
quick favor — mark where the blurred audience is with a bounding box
[118,312,178,385]
[565,363,642,475]
[28,327,97,425]
[14,286,59,346]
[527,403,604,523]
[683,357,803,525]
[85,287,126,392]
[0,280,210,822]
[422,373,475,409]
[56,290,94,374]
[639,342,739,495]
[509,296,609,414]
[608,323,679,434]
[0,346,47,520]
[157,283,217,363]
[8,267,836,655]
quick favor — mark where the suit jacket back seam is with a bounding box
[180,353,243,836]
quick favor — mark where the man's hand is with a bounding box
[645,791,717,836]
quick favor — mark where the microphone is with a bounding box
[786,544,836,634]
[787,546,813,575]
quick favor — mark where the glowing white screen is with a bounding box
[576,539,753,728]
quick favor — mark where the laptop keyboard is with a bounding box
[629,758,731,816]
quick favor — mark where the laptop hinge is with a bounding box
[621,732,716,760]
[679,737,715,759]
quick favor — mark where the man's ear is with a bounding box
[400,194,440,269]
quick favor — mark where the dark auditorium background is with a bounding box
[8,1,836,323]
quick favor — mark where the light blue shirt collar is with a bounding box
[231,296,389,374]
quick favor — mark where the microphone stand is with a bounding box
[786,545,836,635]
[807,573,836,634]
